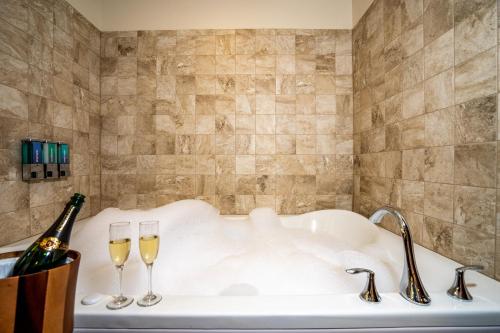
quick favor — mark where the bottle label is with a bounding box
[39,237,67,251]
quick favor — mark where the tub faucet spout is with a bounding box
[369,207,431,305]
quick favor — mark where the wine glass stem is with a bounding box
[147,263,153,296]
[118,265,124,300]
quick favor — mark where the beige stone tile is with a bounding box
[196,35,215,55]
[423,0,453,45]
[383,0,401,44]
[235,134,255,154]
[255,74,275,94]
[401,23,423,59]
[235,55,255,74]
[28,8,52,47]
[454,143,496,188]
[295,35,315,55]
[401,115,425,148]
[255,55,275,74]
[454,185,496,234]
[195,55,215,74]
[276,35,295,54]
[454,0,496,66]
[401,180,424,214]
[235,115,254,134]
[453,225,495,276]
[402,83,424,119]
[424,69,454,113]
[295,55,316,74]
[195,75,216,94]
[424,29,453,79]
[402,148,424,181]
[401,0,423,31]
[315,74,335,94]
[424,182,453,222]
[0,209,30,245]
[0,0,28,32]
[296,135,315,154]
[215,75,235,94]
[176,155,196,174]
[255,135,275,154]
[455,94,496,144]
[235,29,256,55]
[455,47,496,104]
[276,75,296,95]
[296,94,315,114]
[215,114,235,134]
[425,106,454,147]
[255,35,275,55]
[215,94,235,114]
[256,95,275,115]
[296,74,315,94]
[276,95,295,114]
[234,74,255,94]
[236,155,255,175]
[276,55,295,74]
[255,115,275,134]
[216,33,235,55]
[275,135,295,154]
[215,134,234,154]
[424,146,454,184]
[402,50,424,89]
[0,84,28,120]
[422,216,453,256]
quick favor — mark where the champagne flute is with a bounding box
[107,222,133,310]
[137,220,162,306]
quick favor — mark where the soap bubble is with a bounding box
[71,200,398,296]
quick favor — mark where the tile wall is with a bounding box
[99,29,354,214]
[352,0,500,279]
[0,0,101,246]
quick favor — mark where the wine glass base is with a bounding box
[106,296,134,310]
[137,293,162,307]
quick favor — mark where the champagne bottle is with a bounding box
[11,193,85,276]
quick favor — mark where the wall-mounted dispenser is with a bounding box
[22,139,44,180]
[58,143,70,177]
[22,139,70,181]
[43,141,58,179]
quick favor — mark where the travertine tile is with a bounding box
[454,47,496,104]
[453,225,495,276]
[454,143,496,188]
[424,29,453,79]
[454,0,496,66]
[423,0,452,45]
[424,182,453,222]
[424,69,453,113]
[425,106,454,147]
[402,148,424,181]
[454,185,496,234]
[422,216,452,256]
[455,94,496,144]
[424,146,453,183]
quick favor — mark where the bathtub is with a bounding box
[1,200,500,333]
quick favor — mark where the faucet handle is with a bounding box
[346,268,381,303]
[447,265,484,301]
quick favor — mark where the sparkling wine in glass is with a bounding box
[107,222,134,310]
[137,220,162,306]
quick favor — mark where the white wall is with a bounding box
[67,0,354,31]
[352,0,374,26]
[66,0,103,29]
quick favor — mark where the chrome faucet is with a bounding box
[369,207,431,305]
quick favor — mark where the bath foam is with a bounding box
[71,200,399,296]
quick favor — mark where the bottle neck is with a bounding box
[55,204,80,233]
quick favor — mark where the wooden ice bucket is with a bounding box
[0,250,81,333]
